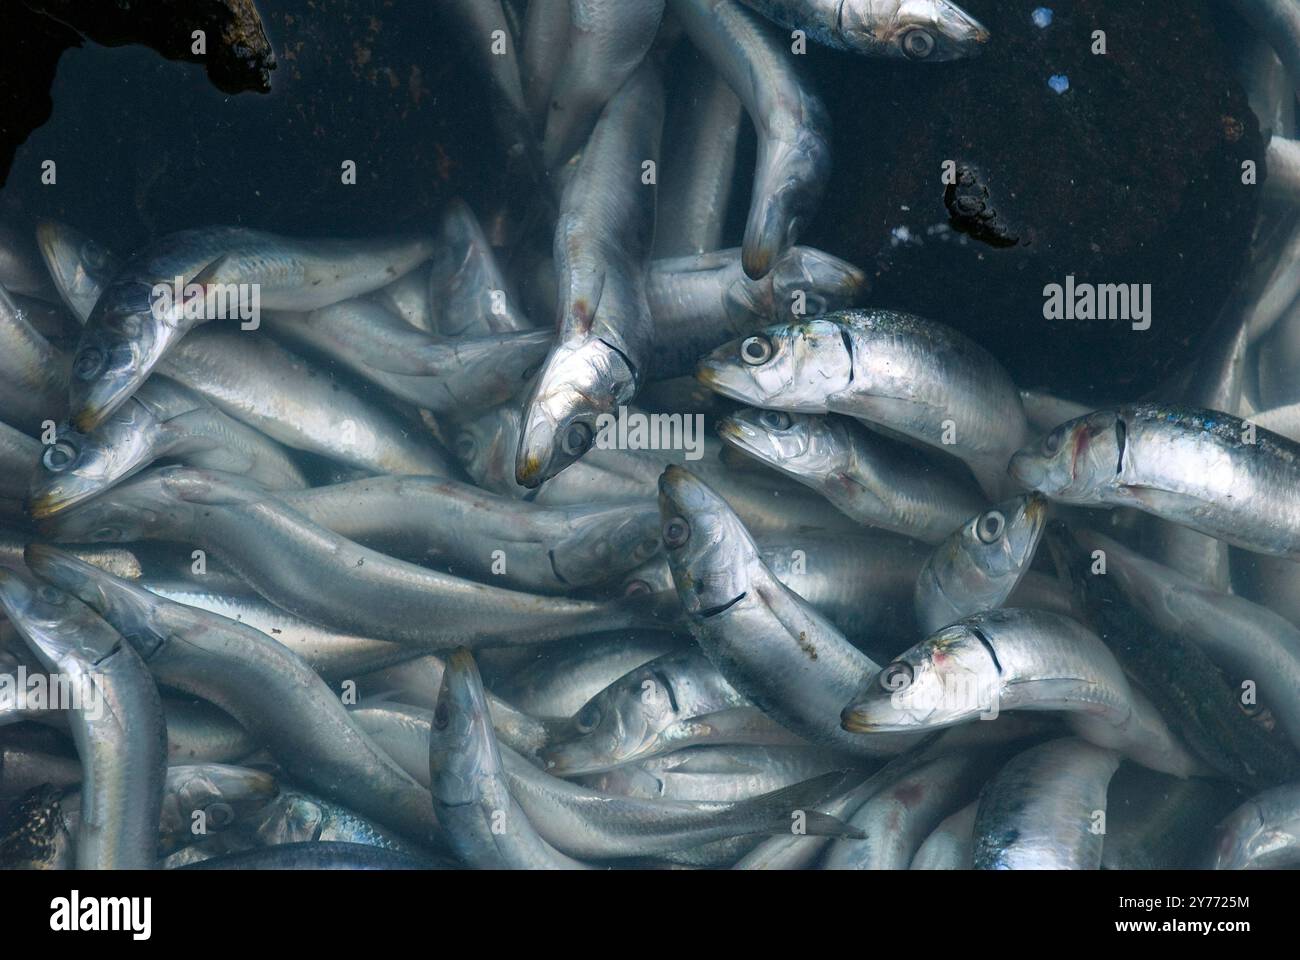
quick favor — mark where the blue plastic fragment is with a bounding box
[1032,7,1053,28]
[1048,74,1070,94]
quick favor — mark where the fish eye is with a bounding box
[454,433,477,462]
[575,702,601,733]
[205,802,236,829]
[902,29,936,59]
[759,410,792,431]
[73,348,106,380]
[662,516,691,549]
[623,578,652,597]
[976,510,1006,544]
[561,422,592,457]
[42,440,79,472]
[878,660,914,692]
[37,586,64,605]
[1043,426,1065,454]
[740,335,774,366]
[433,697,451,730]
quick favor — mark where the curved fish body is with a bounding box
[1009,405,1300,559]
[659,464,923,757]
[582,744,851,801]
[178,840,438,870]
[1074,529,1300,755]
[70,227,435,431]
[160,697,258,765]
[246,787,425,858]
[699,310,1028,496]
[159,329,455,476]
[541,649,807,775]
[914,495,1047,633]
[842,608,1203,778]
[654,59,743,257]
[427,199,533,336]
[1230,0,1300,101]
[264,307,550,413]
[141,582,412,681]
[272,475,662,594]
[0,284,69,433]
[522,0,572,128]
[910,800,977,869]
[29,376,306,519]
[370,266,433,333]
[0,570,166,869]
[0,222,57,301]
[43,467,660,648]
[822,750,989,869]
[518,63,665,486]
[973,737,1120,870]
[354,696,546,775]
[1266,136,1300,204]
[1019,389,1091,441]
[429,650,586,869]
[648,247,868,378]
[670,0,830,279]
[1204,782,1300,869]
[36,220,122,324]
[0,419,40,500]
[719,408,985,543]
[23,544,438,844]
[541,0,666,169]
[738,0,987,56]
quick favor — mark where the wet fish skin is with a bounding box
[699,310,1028,497]
[973,737,1120,870]
[428,199,533,336]
[670,0,831,279]
[1204,782,1300,869]
[0,221,58,301]
[23,544,439,845]
[1010,404,1300,559]
[518,63,665,486]
[29,376,307,519]
[244,787,426,858]
[842,608,1203,777]
[914,494,1047,634]
[430,649,587,869]
[0,420,40,500]
[910,800,977,869]
[272,475,662,594]
[738,0,988,57]
[582,744,853,801]
[159,329,456,477]
[719,408,986,543]
[0,570,166,869]
[178,840,440,870]
[0,283,69,434]
[35,219,121,323]
[1103,764,1239,870]
[658,464,922,758]
[522,0,571,128]
[69,226,435,432]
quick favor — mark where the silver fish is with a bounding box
[909,799,977,869]
[1009,405,1300,559]
[245,787,426,858]
[522,0,571,129]
[518,62,665,486]
[670,0,831,279]
[70,226,434,431]
[0,569,166,869]
[973,737,1120,870]
[913,494,1047,633]
[841,608,1203,777]
[35,220,121,323]
[29,375,307,519]
[699,310,1029,497]
[737,0,988,58]
[0,419,40,500]
[1204,782,1300,869]
[0,283,68,434]
[1230,0,1300,102]
[1266,136,1300,205]
[582,744,851,801]
[718,408,986,543]
[427,199,533,337]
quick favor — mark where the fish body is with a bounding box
[737,0,988,57]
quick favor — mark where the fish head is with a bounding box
[718,408,849,482]
[1008,410,1122,503]
[696,319,849,411]
[541,660,680,775]
[0,566,120,673]
[36,467,190,544]
[36,219,119,323]
[952,493,1049,585]
[1205,799,1270,870]
[657,465,758,617]
[253,791,326,846]
[162,763,279,837]
[69,283,174,432]
[22,544,169,663]
[841,621,1001,732]
[515,338,636,487]
[429,648,502,807]
[551,503,664,586]
[843,0,990,60]
[28,401,160,519]
[452,405,523,493]
[768,247,869,321]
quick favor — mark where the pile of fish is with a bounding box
[2,0,1300,871]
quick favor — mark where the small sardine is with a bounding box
[737,0,988,58]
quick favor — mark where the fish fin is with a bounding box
[188,254,231,289]
[739,770,863,838]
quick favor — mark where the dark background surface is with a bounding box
[0,0,1270,402]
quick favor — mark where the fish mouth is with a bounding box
[839,703,882,734]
